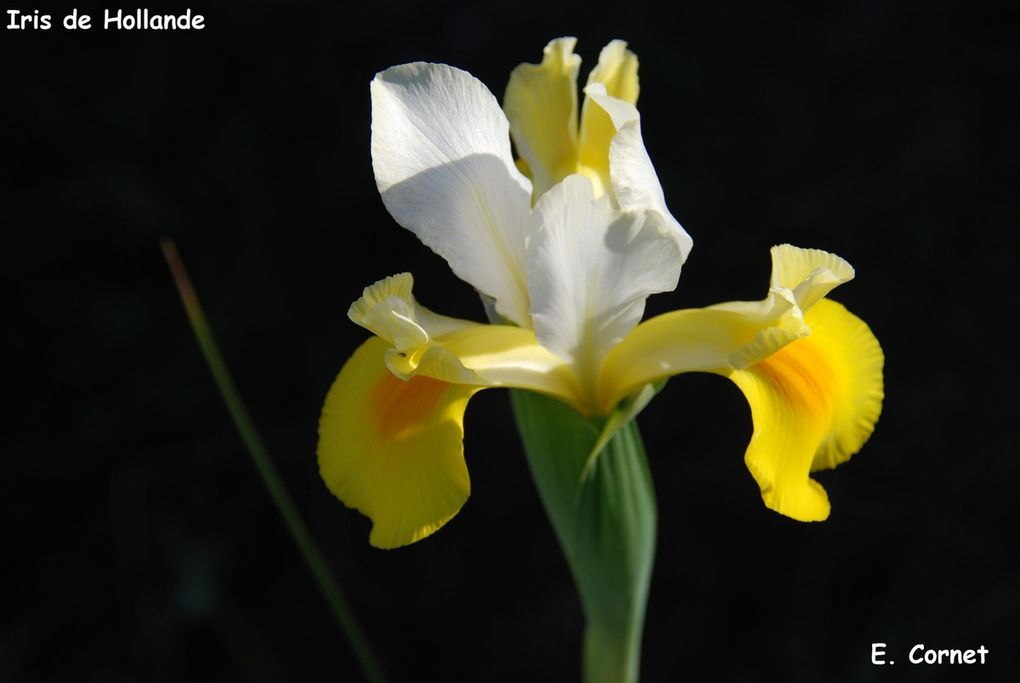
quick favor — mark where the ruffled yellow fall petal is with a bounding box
[596,244,882,521]
[318,337,482,549]
[726,299,883,520]
[504,37,581,199]
[801,300,884,472]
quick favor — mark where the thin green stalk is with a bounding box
[510,390,656,683]
[161,239,386,683]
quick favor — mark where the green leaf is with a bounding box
[511,390,656,683]
[581,379,667,484]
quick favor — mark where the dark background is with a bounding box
[3,1,1017,681]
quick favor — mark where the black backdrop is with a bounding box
[3,1,1017,681]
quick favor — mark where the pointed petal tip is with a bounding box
[544,36,579,57]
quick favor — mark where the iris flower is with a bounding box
[318,38,884,550]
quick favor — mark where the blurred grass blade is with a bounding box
[161,239,386,683]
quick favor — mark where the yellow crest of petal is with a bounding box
[318,337,482,549]
[348,272,414,321]
[728,299,883,521]
[347,273,481,382]
[348,273,428,354]
[770,244,855,311]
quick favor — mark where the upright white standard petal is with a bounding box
[584,83,693,264]
[371,63,534,327]
[527,174,685,407]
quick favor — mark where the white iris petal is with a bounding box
[371,63,534,327]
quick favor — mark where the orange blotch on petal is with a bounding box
[754,336,835,423]
[371,372,449,442]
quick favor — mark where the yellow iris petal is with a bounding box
[599,245,857,411]
[597,296,800,413]
[726,299,883,520]
[801,300,884,472]
[578,40,639,194]
[504,37,581,199]
[318,337,482,549]
[598,245,882,521]
[770,244,855,292]
[769,243,856,311]
[586,39,640,104]
[438,325,584,407]
[319,272,593,548]
[349,272,584,406]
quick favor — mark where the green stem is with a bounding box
[161,239,386,683]
[510,390,656,683]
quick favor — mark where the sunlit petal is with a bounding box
[371,63,533,326]
[528,175,685,407]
